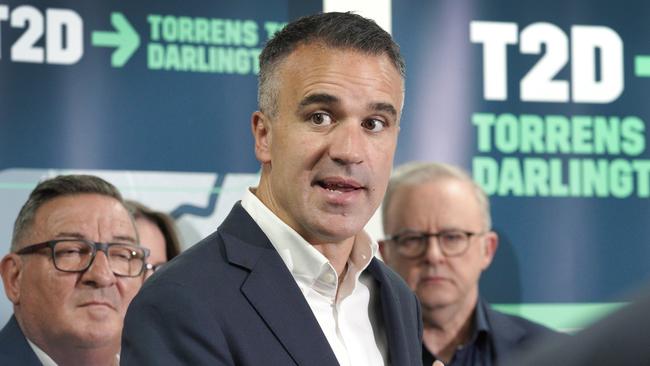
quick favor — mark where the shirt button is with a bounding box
[323,273,336,283]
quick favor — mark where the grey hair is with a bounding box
[11,174,129,251]
[257,11,405,117]
[382,162,492,231]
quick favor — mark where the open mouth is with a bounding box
[316,179,363,193]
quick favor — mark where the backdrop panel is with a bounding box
[2,0,649,330]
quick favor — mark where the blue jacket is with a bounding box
[0,315,42,366]
[121,202,423,365]
[423,299,563,365]
[482,300,563,363]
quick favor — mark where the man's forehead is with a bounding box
[32,194,134,238]
[280,45,404,113]
[391,180,482,223]
[282,42,403,80]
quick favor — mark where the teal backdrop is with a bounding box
[2,0,649,330]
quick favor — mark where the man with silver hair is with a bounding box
[380,162,561,366]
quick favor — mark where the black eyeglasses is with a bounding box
[16,239,150,277]
[385,230,484,258]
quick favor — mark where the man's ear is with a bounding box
[1,254,23,305]
[252,111,272,164]
[480,231,499,270]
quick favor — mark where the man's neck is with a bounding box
[55,342,119,366]
[31,339,118,366]
[422,292,478,363]
[253,181,357,277]
[311,238,355,277]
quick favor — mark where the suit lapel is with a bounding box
[367,259,411,366]
[220,204,339,366]
[483,301,526,358]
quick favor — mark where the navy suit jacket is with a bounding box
[122,203,423,365]
[482,300,564,364]
[423,299,563,365]
[0,316,42,366]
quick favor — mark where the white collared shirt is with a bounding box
[241,189,388,366]
[26,338,119,366]
[27,339,56,366]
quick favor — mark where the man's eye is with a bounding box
[398,235,424,245]
[361,119,386,132]
[111,252,133,261]
[310,112,333,126]
[442,232,465,243]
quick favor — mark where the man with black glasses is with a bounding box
[380,162,561,366]
[0,175,148,366]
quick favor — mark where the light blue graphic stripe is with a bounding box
[492,302,625,332]
[0,182,234,194]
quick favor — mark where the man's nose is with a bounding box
[328,121,365,165]
[424,237,446,264]
[81,251,117,287]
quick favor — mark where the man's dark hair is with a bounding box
[11,174,126,251]
[258,12,405,116]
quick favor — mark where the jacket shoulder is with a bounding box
[484,300,567,361]
[487,305,563,337]
[0,317,42,365]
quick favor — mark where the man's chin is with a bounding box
[307,218,365,243]
[78,304,117,320]
[418,291,458,308]
[77,324,119,345]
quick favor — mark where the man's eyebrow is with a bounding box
[369,102,397,118]
[56,232,84,239]
[298,93,340,109]
[54,232,137,244]
[113,235,137,244]
[298,94,398,118]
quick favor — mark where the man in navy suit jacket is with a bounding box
[0,175,146,366]
[380,162,562,366]
[122,12,422,366]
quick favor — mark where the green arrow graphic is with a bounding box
[92,12,140,68]
[634,55,650,77]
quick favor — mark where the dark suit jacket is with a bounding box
[423,299,563,365]
[0,316,42,366]
[481,300,564,364]
[122,203,423,365]
[504,287,650,366]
